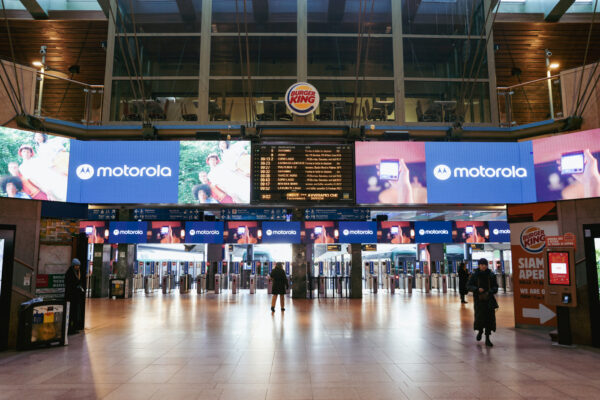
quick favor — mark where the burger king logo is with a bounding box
[520,226,546,254]
[285,82,320,116]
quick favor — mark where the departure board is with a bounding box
[253,144,354,202]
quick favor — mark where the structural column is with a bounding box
[350,243,363,298]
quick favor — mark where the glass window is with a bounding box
[212,0,297,33]
[403,38,488,79]
[209,79,295,121]
[404,80,490,123]
[309,79,395,121]
[307,0,392,33]
[210,36,296,77]
[402,0,486,35]
[114,36,200,77]
[308,37,393,77]
[110,79,199,121]
[115,0,202,33]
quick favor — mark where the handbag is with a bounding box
[477,275,490,301]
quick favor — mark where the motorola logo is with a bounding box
[493,228,510,235]
[76,164,95,180]
[433,164,527,180]
[112,229,144,236]
[75,164,172,179]
[343,229,374,235]
[266,230,297,236]
[419,229,449,235]
[433,164,451,181]
[189,229,221,236]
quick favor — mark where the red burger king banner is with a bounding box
[510,221,558,326]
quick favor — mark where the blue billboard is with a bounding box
[414,221,452,243]
[185,221,224,243]
[261,221,301,243]
[108,221,148,243]
[338,221,377,243]
[67,141,180,204]
[489,221,511,242]
[425,142,536,204]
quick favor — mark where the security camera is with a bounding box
[545,49,552,57]
[40,46,47,55]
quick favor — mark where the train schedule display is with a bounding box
[252,144,354,203]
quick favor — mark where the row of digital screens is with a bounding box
[81,220,510,244]
[2,126,598,205]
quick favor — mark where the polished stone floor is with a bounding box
[1,290,600,400]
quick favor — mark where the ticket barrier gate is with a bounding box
[286,276,291,295]
[214,274,221,294]
[144,275,158,294]
[388,275,395,294]
[422,275,430,293]
[180,274,191,294]
[133,274,144,291]
[431,273,439,290]
[162,275,173,294]
[196,274,207,294]
[415,273,422,290]
[371,275,378,294]
[249,275,256,294]
[440,275,447,293]
[318,276,325,297]
[231,274,239,294]
[405,275,413,294]
[449,273,457,291]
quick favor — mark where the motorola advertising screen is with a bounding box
[355,141,536,204]
[79,221,109,244]
[547,251,570,285]
[0,127,70,202]
[252,144,354,203]
[532,128,600,202]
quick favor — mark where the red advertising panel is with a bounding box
[548,251,570,285]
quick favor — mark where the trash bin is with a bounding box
[110,278,127,298]
[17,298,68,350]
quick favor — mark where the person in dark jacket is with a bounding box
[270,262,289,312]
[458,262,470,304]
[467,258,499,347]
[65,258,85,334]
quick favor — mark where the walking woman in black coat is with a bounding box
[458,262,470,304]
[65,258,85,334]
[467,258,499,347]
[270,262,289,312]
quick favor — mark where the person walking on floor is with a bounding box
[270,262,289,312]
[467,258,499,347]
[65,258,85,334]
[458,262,470,304]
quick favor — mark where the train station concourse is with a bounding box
[1,0,600,399]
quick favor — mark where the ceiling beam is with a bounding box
[19,0,48,19]
[544,0,575,22]
[96,0,110,18]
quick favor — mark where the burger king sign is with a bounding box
[285,82,320,116]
